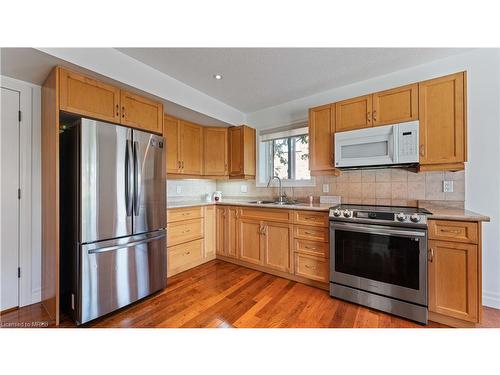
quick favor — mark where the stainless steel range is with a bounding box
[329,204,431,324]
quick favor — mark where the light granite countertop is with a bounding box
[167,199,333,212]
[419,202,490,222]
[167,199,490,222]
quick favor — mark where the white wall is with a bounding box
[248,49,500,308]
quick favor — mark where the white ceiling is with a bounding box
[117,48,470,113]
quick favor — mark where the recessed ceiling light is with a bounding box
[213,74,223,80]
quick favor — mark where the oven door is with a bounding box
[330,221,427,306]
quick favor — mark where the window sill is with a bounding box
[255,178,316,188]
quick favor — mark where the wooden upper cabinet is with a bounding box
[309,104,335,174]
[59,68,121,123]
[204,127,228,176]
[228,125,256,179]
[120,90,163,134]
[179,121,203,175]
[419,72,466,170]
[428,239,479,323]
[372,83,418,126]
[164,115,181,174]
[335,94,372,132]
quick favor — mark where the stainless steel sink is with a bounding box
[248,200,299,205]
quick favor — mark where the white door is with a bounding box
[1,87,20,311]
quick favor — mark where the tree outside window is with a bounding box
[271,134,310,180]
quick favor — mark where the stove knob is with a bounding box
[410,214,421,223]
[396,212,407,222]
[343,210,352,218]
[332,209,341,217]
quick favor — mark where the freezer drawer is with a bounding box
[78,230,167,324]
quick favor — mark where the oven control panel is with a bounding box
[329,208,427,226]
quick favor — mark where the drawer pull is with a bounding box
[304,217,317,220]
[181,229,191,234]
[185,251,191,255]
[304,231,316,235]
[440,228,461,234]
[182,213,191,216]
[304,246,316,250]
[304,264,317,271]
[428,248,434,262]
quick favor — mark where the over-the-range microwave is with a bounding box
[334,120,419,169]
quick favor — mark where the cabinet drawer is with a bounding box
[294,225,329,242]
[168,239,203,276]
[239,207,292,223]
[167,218,203,246]
[294,210,329,227]
[294,253,329,283]
[428,220,478,244]
[294,239,329,258]
[167,207,204,223]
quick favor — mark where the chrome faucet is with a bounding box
[267,175,287,203]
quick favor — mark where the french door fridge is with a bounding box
[60,118,166,324]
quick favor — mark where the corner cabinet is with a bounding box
[309,104,338,175]
[418,72,467,171]
[59,67,163,134]
[228,125,256,179]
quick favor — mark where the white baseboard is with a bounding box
[31,287,41,305]
[483,290,500,309]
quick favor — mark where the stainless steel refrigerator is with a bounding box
[60,118,166,325]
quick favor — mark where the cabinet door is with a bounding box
[226,207,239,258]
[59,68,121,123]
[372,83,418,126]
[428,240,479,322]
[216,207,226,256]
[335,94,372,132]
[120,90,163,134]
[238,218,263,265]
[419,72,466,167]
[204,206,216,260]
[164,115,180,174]
[204,127,228,176]
[262,222,292,273]
[309,104,335,173]
[180,121,203,175]
[228,126,243,176]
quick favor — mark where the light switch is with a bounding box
[322,184,330,193]
[443,181,453,193]
[240,184,248,193]
[176,186,182,194]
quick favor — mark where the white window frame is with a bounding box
[256,124,316,188]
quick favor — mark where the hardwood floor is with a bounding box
[2,260,500,328]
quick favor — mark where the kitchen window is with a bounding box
[257,124,314,187]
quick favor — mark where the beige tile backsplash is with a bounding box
[167,179,217,202]
[214,169,466,206]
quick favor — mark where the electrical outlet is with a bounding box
[443,181,454,193]
[176,186,182,194]
[322,184,330,193]
[240,184,248,193]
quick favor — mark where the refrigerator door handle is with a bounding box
[86,232,166,254]
[133,140,141,216]
[125,140,134,217]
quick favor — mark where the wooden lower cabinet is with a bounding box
[238,219,263,265]
[168,239,204,277]
[428,239,479,324]
[216,206,238,258]
[262,222,292,273]
[294,253,329,283]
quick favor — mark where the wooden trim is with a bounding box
[0,306,19,315]
[216,255,329,291]
[418,163,464,172]
[429,311,477,328]
[41,67,60,325]
[310,169,341,176]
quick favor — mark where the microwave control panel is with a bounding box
[397,121,419,164]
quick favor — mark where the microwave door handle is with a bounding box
[391,125,398,164]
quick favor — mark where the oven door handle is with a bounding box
[331,222,426,238]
